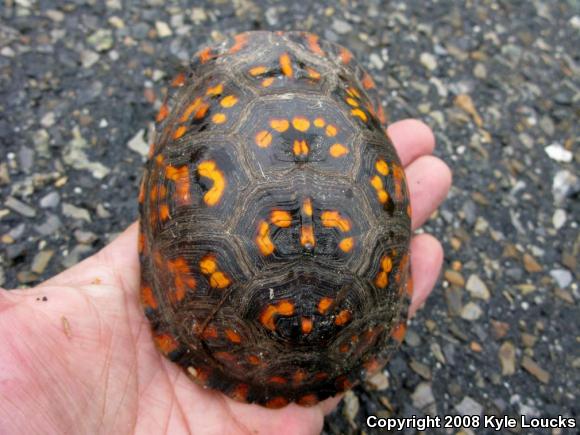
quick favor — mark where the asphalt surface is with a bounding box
[1,1,578,434]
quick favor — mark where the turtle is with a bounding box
[138,30,412,408]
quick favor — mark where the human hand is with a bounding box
[0,119,451,435]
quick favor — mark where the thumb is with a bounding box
[39,222,140,293]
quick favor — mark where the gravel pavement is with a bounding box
[1,1,578,434]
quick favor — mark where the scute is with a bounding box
[238,95,358,177]
[139,30,412,407]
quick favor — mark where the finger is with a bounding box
[39,222,140,291]
[387,119,435,167]
[408,233,443,317]
[406,155,452,230]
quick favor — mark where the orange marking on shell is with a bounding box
[301,317,313,334]
[148,209,157,227]
[361,73,376,89]
[154,333,178,355]
[297,394,318,407]
[351,108,368,122]
[270,210,292,227]
[279,53,293,77]
[375,271,387,288]
[406,274,414,298]
[255,130,272,148]
[335,309,351,325]
[156,103,169,122]
[180,97,203,122]
[277,300,294,314]
[153,251,163,267]
[392,164,406,203]
[375,159,389,176]
[138,179,146,203]
[138,231,145,253]
[303,198,313,216]
[166,165,191,205]
[270,118,289,132]
[346,86,361,98]
[199,47,213,63]
[314,372,328,381]
[307,67,321,79]
[209,271,230,288]
[269,376,287,384]
[199,254,217,274]
[339,237,354,253]
[220,95,238,108]
[212,112,227,124]
[193,102,210,120]
[292,116,310,132]
[306,33,324,56]
[261,77,274,87]
[206,83,223,96]
[377,104,387,124]
[382,256,393,271]
[173,126,187,139]
[171,277,187,303]
[325,124,337,137]
[375,255,393,288]
[377,190,388,203]
[346,97,359,107]
[170,256,190,275]
[247,354,261,365]
[363,358,381,374]
[159,204,170,221]
[335,376,352,391]
[230,384,249,402]
[391,322,407,343]
[200,324,218,339]
[249,65,267,76]
[370,175,388,204]
[256,220,275,255]
[155,154,164,165]
[318,297,333,314]
[225,328,242,344]
[266,397,288,409]
[199,254,230,288]
[313,117,325,128]
[320,210,351,232]
[259,300,295,331]
[339,47,353,64]
[407,203,412,218]
[229,33,248,53]
[171,72,186,87]
[293,139,309,156]
[159,184,167,198]
[197,160,226,206]
[140,285,158,310]
[300,224,315,247]
[168,257,195,301]
[293,369,307,385]
[329,143,349,158]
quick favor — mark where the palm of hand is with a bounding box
[0,120,450,435]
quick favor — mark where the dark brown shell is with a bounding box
[138,31,412,408]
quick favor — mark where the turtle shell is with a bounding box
[138,30,412,408]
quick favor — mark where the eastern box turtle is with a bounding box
[138,31,412,408]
